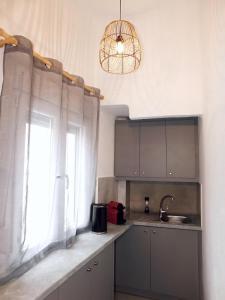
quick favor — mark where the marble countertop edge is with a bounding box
[130,220,202,231]
[0,224,131,300]
[0,220,201,300]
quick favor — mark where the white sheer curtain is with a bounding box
[0,46,4,95]
[0,36,100,282]
[0,37,33,279]
[78,91,100,229]
[22,57,64,262]
[62,76,85,243]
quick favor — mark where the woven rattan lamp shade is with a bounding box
[99,20,141,74]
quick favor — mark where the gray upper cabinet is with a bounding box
[115,226,149,292]
[150,227,200,300]
[114,120,140,177]
[166,118,198,179]
[114,118,199,181]
[140,120,167,178]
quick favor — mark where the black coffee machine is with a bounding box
[91,203,107,234]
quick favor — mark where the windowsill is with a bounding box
[0,223,130,300]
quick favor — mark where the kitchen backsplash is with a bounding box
[128,181,201,216]
[98,178,201,217]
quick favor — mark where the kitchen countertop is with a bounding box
[128,212,202,231]
[0,224,130,300]
[0,217,201,300]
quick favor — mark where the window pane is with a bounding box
[22,115,83,253]
[65,126,80,234]
[23,113,54,251]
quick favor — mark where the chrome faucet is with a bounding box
[159,194,175,221]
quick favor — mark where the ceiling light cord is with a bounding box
[119,0,122,35]
[120,0,122,20]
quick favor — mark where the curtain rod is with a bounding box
[0,28,104,100]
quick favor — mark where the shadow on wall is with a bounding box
[98,177,118,204]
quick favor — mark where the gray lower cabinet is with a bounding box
[45,243,114,300]
[150,227,200,300]
[44,289,59,300]
[58,261,92,300]
[115,226,149,292]
[114,120,140,177]
[115,225,200,300]
[90,243,114,300]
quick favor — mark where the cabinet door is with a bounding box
[115,226,149,291]
[150,227,199,300]
[114,120,140,177]
[45,289,58,300]
[91,243,114,300]
[140,120,166,178]
[166,118,198,179]
[58,262,92,300]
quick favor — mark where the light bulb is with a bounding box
[116,41,124,54]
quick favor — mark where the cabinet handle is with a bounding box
[169,171,177,176]
[144,230,148,233]
[86,267,92,272]
[134,170,137,175]
[93,261,99,266]
[142,171,145,175]
[152,230,156,234]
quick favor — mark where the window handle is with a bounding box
[56,175,69,189]
[65,174,69,189]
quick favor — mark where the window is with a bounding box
[23,113,55,252]
[22,113,82,257]
[65,125,81,235]
[0,50,100,281]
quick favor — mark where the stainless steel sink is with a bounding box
[166,215,189,224]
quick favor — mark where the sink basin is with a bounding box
[167,215,189,224]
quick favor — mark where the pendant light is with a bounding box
[99,0,142,74]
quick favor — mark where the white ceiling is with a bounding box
[75,0,155,17]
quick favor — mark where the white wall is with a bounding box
[95,0,204,119]
[97,109,115,178]
[200,1,225,299]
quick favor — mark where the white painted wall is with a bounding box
[95,0,204,119]
[97,109,115,178]
[200,1,225,299]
